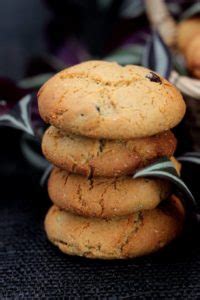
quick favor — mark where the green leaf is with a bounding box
[142,31,172,79]
[181,3,200,20]
[134,157,196,213]
[97,0,113,11]
[120,0,144,18]
[18,73,54,89]
[105,45,143,65]
[173,54,189,76]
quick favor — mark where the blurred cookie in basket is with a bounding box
[44,195,185,259]
[177,17,200,53]
[185,34,200,79]
[42,126,177,177]
[177,17,200,79]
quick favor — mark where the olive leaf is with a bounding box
[40,164,53,186]
[142,30,172,79]
[0,93,45,138]
[181,2,200,20]
[18,73,53,89]
[0,94,34,135]
[105,45,143,65]
[120,0,144,18]
[178,152,200,165]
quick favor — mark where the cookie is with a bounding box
[42,126,177,177]
[177,17,200,53]
[185,34,200,79]
[44,195,185,259]
[38,61,185,139]
[47,163,177,218]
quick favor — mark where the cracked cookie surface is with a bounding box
[42,126,177,177]
[38,61,186,139]
[48,167,173,218]
[44,195,185,259]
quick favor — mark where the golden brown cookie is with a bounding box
[177,17,200,53]
[185,34,200,79]
[48,167,172,218]
[42,126,177,177]
[44,195,185,259]
[38,61,185,139]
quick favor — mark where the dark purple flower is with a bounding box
[55,38,90,67]
[0,77,28,115]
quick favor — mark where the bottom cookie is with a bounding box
[44,195,185,259]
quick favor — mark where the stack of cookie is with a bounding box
[38,61,186,259]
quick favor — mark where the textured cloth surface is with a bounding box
[1,181,200,298]
[1,130,200,299]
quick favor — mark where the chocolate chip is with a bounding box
[99,139,106,152]
[145,72,162,84]
[88,166,95,180]
[95,105,101,113]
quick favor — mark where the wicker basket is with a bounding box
[145,0,200,151]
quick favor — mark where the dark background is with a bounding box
[1,0,200,298]
[0,0,49,80]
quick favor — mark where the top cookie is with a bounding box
[38,61,186,139]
